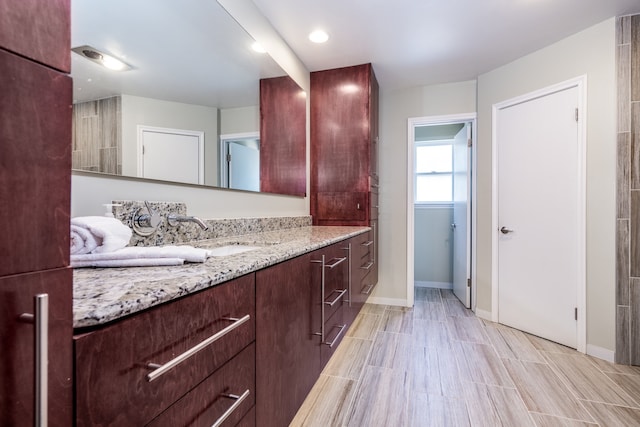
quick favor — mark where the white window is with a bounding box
[414,141,453,203]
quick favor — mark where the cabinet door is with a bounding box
[0,0,70,72]
[74,274,255,427]
[0,49,71,277]
[0,268,73,427]
[255,253,321,427]
[259,76,306,197]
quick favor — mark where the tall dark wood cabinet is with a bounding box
[0,0,73,425]
[259,75,306,197]
[310,63,379,290]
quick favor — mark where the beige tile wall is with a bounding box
[617,14,640,364]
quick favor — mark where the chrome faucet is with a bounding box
[166,214,209,230]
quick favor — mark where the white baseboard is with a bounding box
[415,281,452,289]
[474,308,493,321]
[586,344,615,363]
[365,296,410,307]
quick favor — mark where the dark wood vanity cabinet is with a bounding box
[310,63,379,227]
[74,274,256,427]
[0,0,73,425]
[256,240,351,427]
[260,75,307,197]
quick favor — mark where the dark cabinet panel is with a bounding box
[148,344,255,427]
[0,268,73,427]
[74,274,255,427]
[256,252,321,427]
[0,48,71,276]
[0,0,70,72]
[260,75,306,197]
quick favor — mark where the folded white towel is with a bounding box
[70,216,132,255]
[70,245,213,268]
[71,258,185,268]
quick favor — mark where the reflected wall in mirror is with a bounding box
[71,0,306,196]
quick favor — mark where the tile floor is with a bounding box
[291,288,640,426]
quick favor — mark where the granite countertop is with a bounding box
[73,226,369,329]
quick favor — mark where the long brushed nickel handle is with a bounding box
[146,314,250,382]
[212,389,250,427]
[324,289,347,307]
[324,257,347,269]
[361,240,374,247]
[323,324,347,348]
[360,261,374,270]
[20,294,49,427]
[362,284,375,295]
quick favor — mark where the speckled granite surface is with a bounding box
[73,226,368,329]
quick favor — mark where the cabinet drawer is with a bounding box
[321,306,347,367]
[75,274,255,426]
[147,343,255,427]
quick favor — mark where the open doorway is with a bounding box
[407,114,476,310]
[219,132,260,191]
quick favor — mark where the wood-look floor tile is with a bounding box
[410,342,463,397]
[463,381,534,427]
[413,318,450,348]
[322,337,372,380]
[440,289,458,300]
[386,305,414,313]
[453,341,514,387]
[290,374,356,427]
[447,316,489,344]
[409,392,470,427]
[416,287,442,302]
[414,300,446,321]
[444,298,474,317]
[346,313,380,340]
[502,359,594,422]
[544,352,640,408]
[346,366,409,427]
[526,334,577,354]
[605,372,640,404]
[528,413,598,426]
[380,308,413,334]
[579,400,640,426]
[484,322,546,362]
[360,303,387,315]
[368,331,413,372]
[588,355,640,376]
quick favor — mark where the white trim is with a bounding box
[491,75,587,353]
[586,345,615,363]
[415,281,452,289]
[407,113,477,311]
[365,296,411,308]
[218,132,260,188]
[137,125,205,185]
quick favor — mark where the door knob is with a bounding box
[500,226,513,234]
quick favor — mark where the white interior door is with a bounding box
[452,123,471,307]
[228,141,260,192]
[139,126,204,185]
[496,85,580,349]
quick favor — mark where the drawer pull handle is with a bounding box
[361,240,374,247]
[20,294,49,427]
[360,261,374,270]
[211,389,250,427]
[146,314,250,382]
[362,284,375,295]
[324,257,346,269]
[324,289,347,306]
[324,324,347,348]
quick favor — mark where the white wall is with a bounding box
[414,207,453,284]
[374,80,477,305]
[220,106,259,135]
[476,18,616,352]
[120,95,219,186]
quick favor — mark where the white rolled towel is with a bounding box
[70,216,132,255]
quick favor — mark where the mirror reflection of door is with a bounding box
[219,133,260,192]
[138,126,204,185]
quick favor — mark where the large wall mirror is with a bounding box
[71,0,306,196]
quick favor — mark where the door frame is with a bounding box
[491,76,587,353]
[407,113,477,310]
[218,132,260,188]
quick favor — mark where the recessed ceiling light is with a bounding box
[252,42,267,53]
[71,45,131,71]
[309,30,329,44]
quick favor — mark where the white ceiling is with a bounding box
[252,0,640,91]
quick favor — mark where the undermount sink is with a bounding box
[207,244,261,257]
